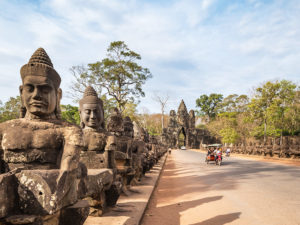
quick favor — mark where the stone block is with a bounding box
[85,169,113,197]
[59,200,89,225]
[0,172,18,218]
[16,170,78,215]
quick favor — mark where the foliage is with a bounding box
[122,101,139,122]
[248,80,297,141]
[195,93,223,120]
[219,127,240,144]
[61,104,80,125]
[138,113,169,136]
[69,41,152,114]
[0,96,21,122]
[202,80,299,145]
[219,94,249,113]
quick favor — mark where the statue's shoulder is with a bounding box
[54,120,81,132]
[0,118,23,129]
[56,120,83,145]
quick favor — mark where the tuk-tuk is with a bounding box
[205,144,222,165]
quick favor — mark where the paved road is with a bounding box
[142,150,300,225]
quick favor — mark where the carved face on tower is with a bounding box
[79,86,104,130]
[20,48,62,119]
[170,110,176,117]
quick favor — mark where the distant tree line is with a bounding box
[195,80,300,144]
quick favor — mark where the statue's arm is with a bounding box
[60,126,83,171]
[55,126,83,203]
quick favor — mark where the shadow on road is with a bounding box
[191,212,241,225]
[143,196,223,225]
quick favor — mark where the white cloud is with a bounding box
[0,0,299,113]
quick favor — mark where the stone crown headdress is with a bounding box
[79,86,103,108]
[107,108,124,133]
[123,116,133,132]
[20,48,61,88]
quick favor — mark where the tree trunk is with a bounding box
[162,113,164,130]
[161,106,164,131]
[264,118,267,144]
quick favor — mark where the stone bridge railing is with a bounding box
[230,136,300,158]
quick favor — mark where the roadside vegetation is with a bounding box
[196,80,300,144]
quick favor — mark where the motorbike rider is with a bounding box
[226,148,231,156]
[207,147,213,156]
[215,148,222,162]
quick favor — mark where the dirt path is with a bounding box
[141,150,300,225]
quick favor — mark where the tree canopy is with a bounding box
[195,93,223,120]
[201,80,299,144]
[61,104,80,125]
[69,41,152,116]
[0,96,21,122]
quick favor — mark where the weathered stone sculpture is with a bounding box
[133,122,151,175]
[107,109,135,194]
[177,100,189,129]
[124,117,145,184]
[79,86,121,215]
[0,48,88,225]
[162,100,216,149]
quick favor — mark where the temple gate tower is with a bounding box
[162,100,216,149]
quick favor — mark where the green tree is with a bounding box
[248,80,297,143]
[0,96,21,122]
[220,127,240,144]
[284,90,300,135]
[61,104,80,125]
[122,101,139,122]
[195,93,223,120]
[70,41,152,114]
[220,94,249,113]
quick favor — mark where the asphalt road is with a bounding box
[142,150,300,225]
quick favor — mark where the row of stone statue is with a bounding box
[0,48,167,225]
[230,137,300,158]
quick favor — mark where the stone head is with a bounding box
[133,121,141,139]
[189,110,195,118]
[107,108,124,135]
[123,116,134,138]
[19,48,62,119]
[170,110,176,117]
[79,86,104,130]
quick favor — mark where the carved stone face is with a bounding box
[80,103,103,129]
[21,76,57,117]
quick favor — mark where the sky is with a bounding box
[0,0,299,114]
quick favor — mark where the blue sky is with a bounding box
[0,0,299,113]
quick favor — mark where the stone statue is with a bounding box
[168,110,177,128]
[79,86,121,215]
[124,117,144,184]
[107,109,135,195]
[133,122,151,175]
[0,48,87,224]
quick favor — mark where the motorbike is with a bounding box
[215,154,222,166]
[226,152,230,157]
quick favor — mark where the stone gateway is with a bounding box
[162,100,217,149]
